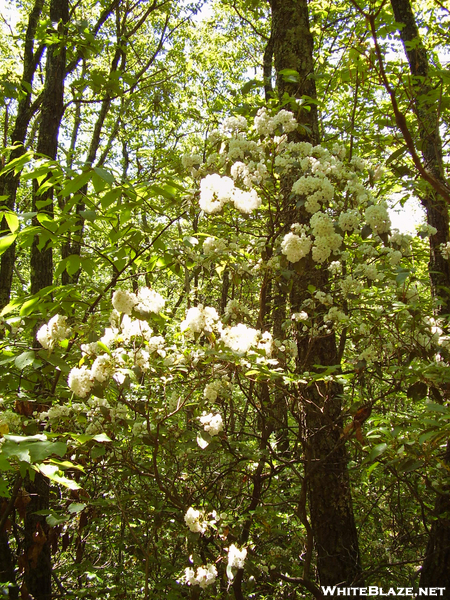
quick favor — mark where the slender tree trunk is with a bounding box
[390,0,450,591]
[26,2,69,599]
[390,0,450,315]
[30,0,69,295]
[0,0,45,309]
[271,0,362,588]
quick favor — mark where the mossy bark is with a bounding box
[270,0,362,589]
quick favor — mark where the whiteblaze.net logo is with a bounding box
[321,587,446,597]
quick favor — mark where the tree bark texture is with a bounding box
[30,0,69,296]
[390,0,450,591]
[271,0,319,144]
[271,0,362,588]
[390,0,450,315]
[0,0,45,309]
[23,474,52,600]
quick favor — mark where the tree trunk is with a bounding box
[0,0,45,309]
[390,0,450,591]
[390,0,450,315]
[23,474,52,600]
[271,0,362,588]
[25,2,69,598]
[30,0,69,296]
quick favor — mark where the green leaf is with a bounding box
[68,502,86,514]
[79,210,96,222]
[0,233,17,256]
[197,432,210,449]
[60,170,92,197]
[36,463,81,489]
[369,443,387,462]
[93,166,115,184]
[4,212,19,233]
[385,145,408,165]
[19,297,41,316]
[14,351,36,370]
[66,254,81,276]
[407,381,428,401]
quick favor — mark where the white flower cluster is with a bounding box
[387,249,403,266]
[390,230,413,248]
[180,305,221,336]
[135,287,165,315]
[199,173,261,215]
[91,354,114,382]
[254,107,298,136]
[185,564,218,589]
[359,345,378,363]
[222,115,248,133]
[203,237,227,255]
[338,209,360,232]
[36,315,71,350]
[120,314,153,342]
[227,544,247,572]
[199,412,224,436]
[365,204,391,234]
[221,323,259,354]
[292,311,309,322]
[328,260,342,275]
[340,275,363,297]
[112,287,165,316]
[68,366,94,398]
[325,307,348,323]
[310,212,342,263]
[258,330,274,356]
[204,380,222,401]
[292,175,334,214]
[281,232,312,263]
[181,153,202,169]
[224,299,251,321]
[112,289,137,315]
[184,507,208,533]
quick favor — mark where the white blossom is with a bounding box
[135,287,165,314]
[281,232,312,263]
[36,314,71,350]
[184,564,217,589]
[227,544,247,572]
[221,323,259,354]
[91,354,114,382]
[112,290,138,315]
[338,209,360,232]
[120,315,153,342]
[184,507,207,533]
[440,242,450,260]
[68,366,94,398]
[203,237,227,255]
[199,412,224,436]
[222,115,248,132]
[199,174,234,213]
[232,187,261,214]
[180,305,221,335]
[204,381,222,401]
[365,204,391,234]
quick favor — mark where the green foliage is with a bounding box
[0,0,449,597]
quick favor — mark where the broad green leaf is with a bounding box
[19,297,41,316]
[369,443,387,462]
[5,212,19,233]
[14,351,36,370]
[0,233,17,256]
